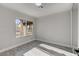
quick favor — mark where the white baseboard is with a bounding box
[0,39,35,53]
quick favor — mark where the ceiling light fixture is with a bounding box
[35,3,42,6]
[35,3,44,8]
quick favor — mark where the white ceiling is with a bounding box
[0,3,73,18]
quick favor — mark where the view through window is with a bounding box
[16,18,33,38]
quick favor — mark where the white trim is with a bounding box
[0,39,34,53]
[78,4,79,48]
[70,7,75,53]
[71,5,73,48]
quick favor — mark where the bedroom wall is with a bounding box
[36,10,72,47]
[0,5,35,51]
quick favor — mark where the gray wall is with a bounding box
[0,5,35,50]
[36,11,72,47]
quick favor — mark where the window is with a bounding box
[16,18,33,38]
[27,20,33,35]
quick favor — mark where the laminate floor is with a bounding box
[0,40,73,56]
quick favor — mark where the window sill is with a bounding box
[16,34,32,38]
